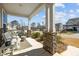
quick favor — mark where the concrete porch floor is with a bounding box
[13,37,52,56]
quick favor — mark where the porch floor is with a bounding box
[13,37,52,56]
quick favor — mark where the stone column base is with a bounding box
[0,28,5,47]
[43,32,57,55]
[27,30,31,37]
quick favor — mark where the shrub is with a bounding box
[56,35,62,43]
[31,32,40,38]
[18,31,25,37]
[39,34,44,41]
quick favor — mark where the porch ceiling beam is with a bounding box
[28,3,45,19]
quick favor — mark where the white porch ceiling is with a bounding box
[1,3,44,18]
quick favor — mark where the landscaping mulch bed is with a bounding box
[61,38,79,48]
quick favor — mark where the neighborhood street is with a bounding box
[60,33,79,39]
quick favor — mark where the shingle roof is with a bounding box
[66,18,79,25]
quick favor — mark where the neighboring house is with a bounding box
[8,20,20,31]
[55,23,63,32]
[7,23,17,31]
[63,18,79,31]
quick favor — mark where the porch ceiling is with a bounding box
[1,3,44,18]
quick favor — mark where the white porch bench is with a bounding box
[0,44,14,56]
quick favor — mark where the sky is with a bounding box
[54,3,79,25]
[7,9,45,26]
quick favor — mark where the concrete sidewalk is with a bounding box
[54,45,79,56]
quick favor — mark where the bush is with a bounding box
[39,34,44,41]
[31,32,40,38]
[18,31,25,37]
[56,35,62,43]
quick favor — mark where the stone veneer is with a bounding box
[0,28,5,47]
[43,32,57,55]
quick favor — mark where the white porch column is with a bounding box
[45,4,54,32]
[43,3,57,55]
[53,4,56,32]
[27,18,31,37]
[45,4,49,32]
[28,18,31,30]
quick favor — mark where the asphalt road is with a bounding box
[60,33,79,39]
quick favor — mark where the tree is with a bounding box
[37,23,45,31]
[31,22,36,31]
[37,23,41,28]
[31,22,36,27]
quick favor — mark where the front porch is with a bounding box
[1,3,79,56]
[0,3,57,56]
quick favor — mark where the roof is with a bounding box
[66,18,79,25]
[63,25,79,26]
[1,3,44,19]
